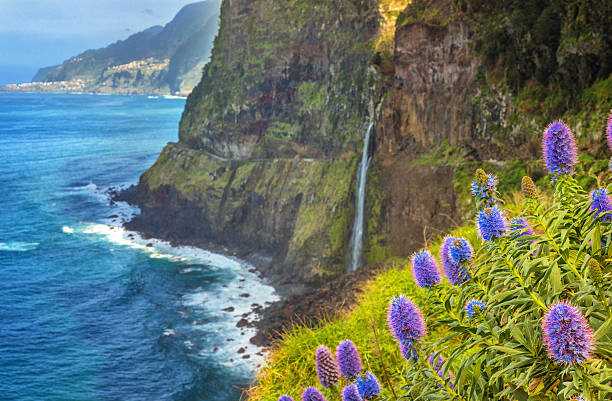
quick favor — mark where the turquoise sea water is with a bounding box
[0,93,276,401]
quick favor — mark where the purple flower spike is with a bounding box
[428,353,455,388]
[448,238,473,264]
[542,302,593,364]
[477,206,508,241]
[336,340,362,380]
[510,217,534,237]
[302,387,327,401]
[607,111,612,152]
[356,372,381,400]
[440,236,471,285]
[341,384,363,401]
[471,169,498,205]
[315,345,339,388]
[279,396,294,401]
[590,188,612,222]
[411,250,441,288]
[399,341,418,361]
[388,296,426,345]
[542,120,577,175]
[465,299,486,318]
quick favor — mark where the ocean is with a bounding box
[0,92,277,401]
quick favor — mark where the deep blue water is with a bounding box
[0,93,276,401]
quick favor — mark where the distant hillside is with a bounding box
[31,1,220,95]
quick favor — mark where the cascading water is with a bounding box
[348,122,374,272]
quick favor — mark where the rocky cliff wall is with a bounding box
[130,0,381,286]
[129,0,611,289]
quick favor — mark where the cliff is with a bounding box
[30,1,220,95]
[127,0,611,301]
[126,0,381,288]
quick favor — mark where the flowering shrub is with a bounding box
[396,119,611,400]
[277,117,611,401]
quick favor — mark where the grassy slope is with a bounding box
[249,223,479,400]
[249,154,610,399]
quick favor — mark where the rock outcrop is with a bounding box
[127,0,611,293]
[127,0,380,287]
[30,1,220,95]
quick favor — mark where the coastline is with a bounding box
[0,83,190,98]
[111,185,378,348]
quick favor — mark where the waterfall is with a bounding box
[348,122,374,272]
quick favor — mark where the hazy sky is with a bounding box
[0,0,199,83]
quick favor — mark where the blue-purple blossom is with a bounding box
[279,396,294,401]
[336,340,362,380]
[590,188,612,222]
[542,302,594,364]
[477,206,508,241]
[542,120,577,175]
[356,372,380,399]
[465,299,486,318]
[448,238,473,264]
[510,217,534,237]
[440,236,471,285]
[341,384,363,401]
[427,353,455,389]
[471,169,498,205]
[302,387,327,401]
[387,296,426,345]
[399,341,418,361]
[315,345,339,388]
[411,250,441,288]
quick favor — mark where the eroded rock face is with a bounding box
[179,0,380,159]
[378,21,480,154]
[129,0,381,285]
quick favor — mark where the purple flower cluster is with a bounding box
[471,169,498,205]
[315,346,339,388]
[448,238,473,263]
[440,237,471,285]
[542,120,577,175]
[477,206,508,241]
[336,340,362,380]
[341,384,363,401]
[465,299,486,318]
[355,372,380,399]
[388,296,426,361]
[590,188,612,222]
[510,217,534,237]
[302,387,327,401]
[411,250,441,288]
[542,302,593,364]
[279,396,294,401]
[388,296,426,344]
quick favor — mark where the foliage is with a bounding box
[251,117,611,400]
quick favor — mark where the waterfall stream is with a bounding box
[348,122,373,272]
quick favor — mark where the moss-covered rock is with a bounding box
[132,143,358,284]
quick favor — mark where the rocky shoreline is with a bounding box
[111,185,377,348]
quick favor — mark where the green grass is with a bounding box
[248,224,480,400]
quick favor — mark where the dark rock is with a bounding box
[237,347,246,354]
[222,306,235,312]
[236,318,249,328]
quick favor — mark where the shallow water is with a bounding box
[0,92,277,401]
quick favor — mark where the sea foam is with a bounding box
[0,242,39,252]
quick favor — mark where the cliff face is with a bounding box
[129,0,380,285]
[129,0,611,288]
[32,1,220,95]
[365,0,611,262]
